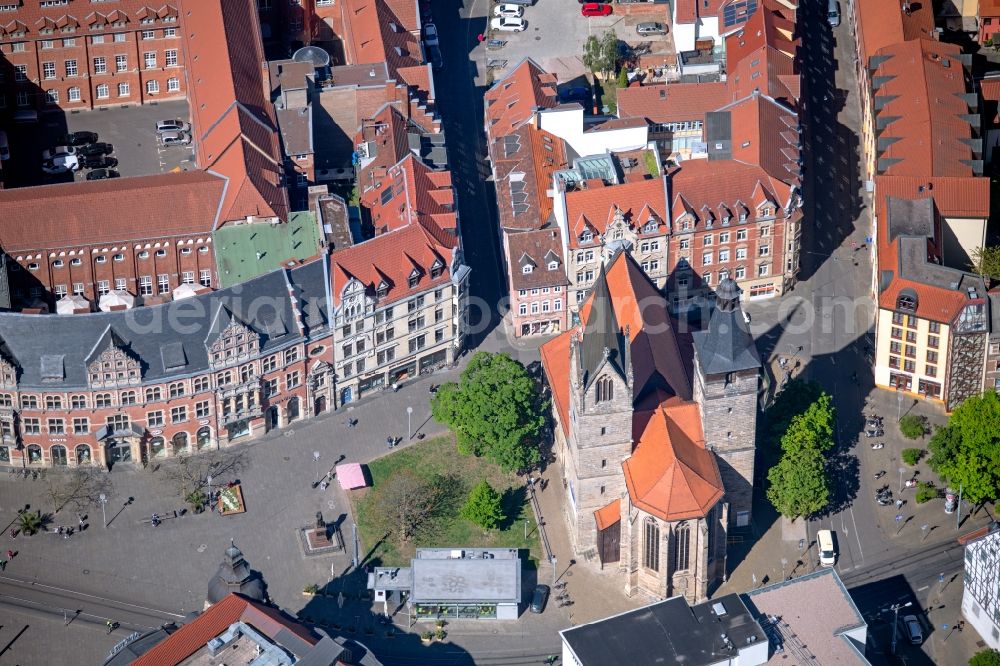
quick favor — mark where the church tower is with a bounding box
[691,279,761,528]
[564,263,634,555]
[205,540,267,609]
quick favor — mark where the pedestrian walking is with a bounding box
[0,560,7,571]
[851,240,857,251]
[6,550,13,560]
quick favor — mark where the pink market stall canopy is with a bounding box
[336,463,368,490]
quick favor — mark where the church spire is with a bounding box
[579,262,628,388]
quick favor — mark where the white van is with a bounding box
[817,529,837,567]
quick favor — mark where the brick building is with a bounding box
[0,2,185,113]
[540,251,760,604]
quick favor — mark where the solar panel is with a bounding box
[502,135,521,158]
[380,185,394,205]
[723,0,757,27]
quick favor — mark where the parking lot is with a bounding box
[1,99,194,188]
[476,0,673,87]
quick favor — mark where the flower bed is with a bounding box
[218,484,246,516]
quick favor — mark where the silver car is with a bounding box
[159,131,191,146]
[155,119,191,133]
[636,21,667,35]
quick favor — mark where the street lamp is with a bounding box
[406,406,413,440]
[313,451,321,485]
[890,601,912,655]
[781,557,788,581]
[206,475,213,513]
[99,493,108,528]
[898,467,906,494]
[551,556,557,587]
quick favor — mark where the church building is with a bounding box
[540,251,760,603]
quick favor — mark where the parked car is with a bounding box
[491,16,526,31]
[76,142,114,158]
[59,131,99,146]
[423,23,439,46]
[41,154,80,174]
[42,145,75,161]
[428,44,444,70]
[529,585,550,613]
[581,2,612,16]
[159,131,191,146]
[86,168,120,181]
[80,155,119,170]
[636,21,667,35]
[902,615,922,645]
[493,3,524,17]
[155,119,190,133]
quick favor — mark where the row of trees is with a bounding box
[927,390,1000,506]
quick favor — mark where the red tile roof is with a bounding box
[617,82,732,125]
[675,0,727,24]
[669,159,794,224]
[342,0,423,78]
[564,177,668,249]
[0,171,225,252]
[491,125,568,233]
[330,217,455,307]
[133,594,318,666]
[623,401,724,521]
[724,0,797,78]
[0,1,179,41]
[873,39,975,178]
[485,59,559,138]
[722,92,801,185]
[854,0,934,68]
[183,0,289,223]
[363,154,457,235]
[594,498,621,530]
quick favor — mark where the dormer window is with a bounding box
[612,228,623,240]
[644,221,657,233]
[548,261,559,270]
[581,231,593,243]
[430,260,444,279]
[897,290,917,312]
[739,209,748,222]
[376,282,389,299]
[523,265,533,274]
[680,220,691,231]
[407,269,420,288]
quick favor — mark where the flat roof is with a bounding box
[561,593,766,665]
[213,211,323,288]
[410,552,521,604]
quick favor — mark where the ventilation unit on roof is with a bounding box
[357,141,375,160]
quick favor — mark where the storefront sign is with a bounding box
[199,419,210,426]
[149,429,163,436]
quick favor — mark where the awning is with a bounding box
[99,290,135,312]
[56,294,90,315]
[172,283,211,301]
[336,463,368,490]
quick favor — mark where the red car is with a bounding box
[581,2,612,16]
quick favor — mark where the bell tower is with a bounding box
[691,279,761,527]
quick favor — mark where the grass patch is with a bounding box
[644,150,660,177]
[353,434,540,567]
[594,79,617,114]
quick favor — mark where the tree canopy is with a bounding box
[928,390,1000,505]
[765,386,835,519]
[369,469,445,543]
[972,246,1000,285]
[431,352,546,473]
[461,480,505,530]
[971,649,1000,666]
[582,30,619,78]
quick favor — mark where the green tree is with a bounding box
[972,246,1000,284]
[766,379,826,440]
[899,413,928,439]
[432,352,546,472]
[16,510,46,536]
[460,480,505,530]
[971,649,1000,666]
[766,445,830,519]
[778,392,835,454]
[927,391,1000,505]
[617,67,629,88]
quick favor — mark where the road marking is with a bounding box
[0,575,184,618]
[917,585,928,591]
[848,504,864,561]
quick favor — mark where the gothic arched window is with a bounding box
[673,522,691,572]
[643,517,660,571]
[595,376,614,403]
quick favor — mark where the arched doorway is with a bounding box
[106,439,131,463]
[51,445,68,466]
[75,445,92,466]
[26,444,42,465]
[196,427,212,450]
[149,437,166,460]
[171,432,188,456]
[265,406,279,431]
[313,395,326,416]
[287,397,300,422]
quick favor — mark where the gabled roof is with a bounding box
[578,262,628,389]
[623,401,723,521]
[854,0,934,67]
[872,39,976,178]
[183,0,288,223]
[84,325,133,367]
[564,177,669,249]
[341,0,423,78]
[506,228,569,290]
[485,59,559,138]
[669,159,794,223]
[616,82,733,125]
[363,153,457,235]
[0,171,226,252]
[719,92,801,185]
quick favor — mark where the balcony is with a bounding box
[216,378,261,400]
[220,406,263,427]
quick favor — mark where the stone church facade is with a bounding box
[541,251,760,604]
